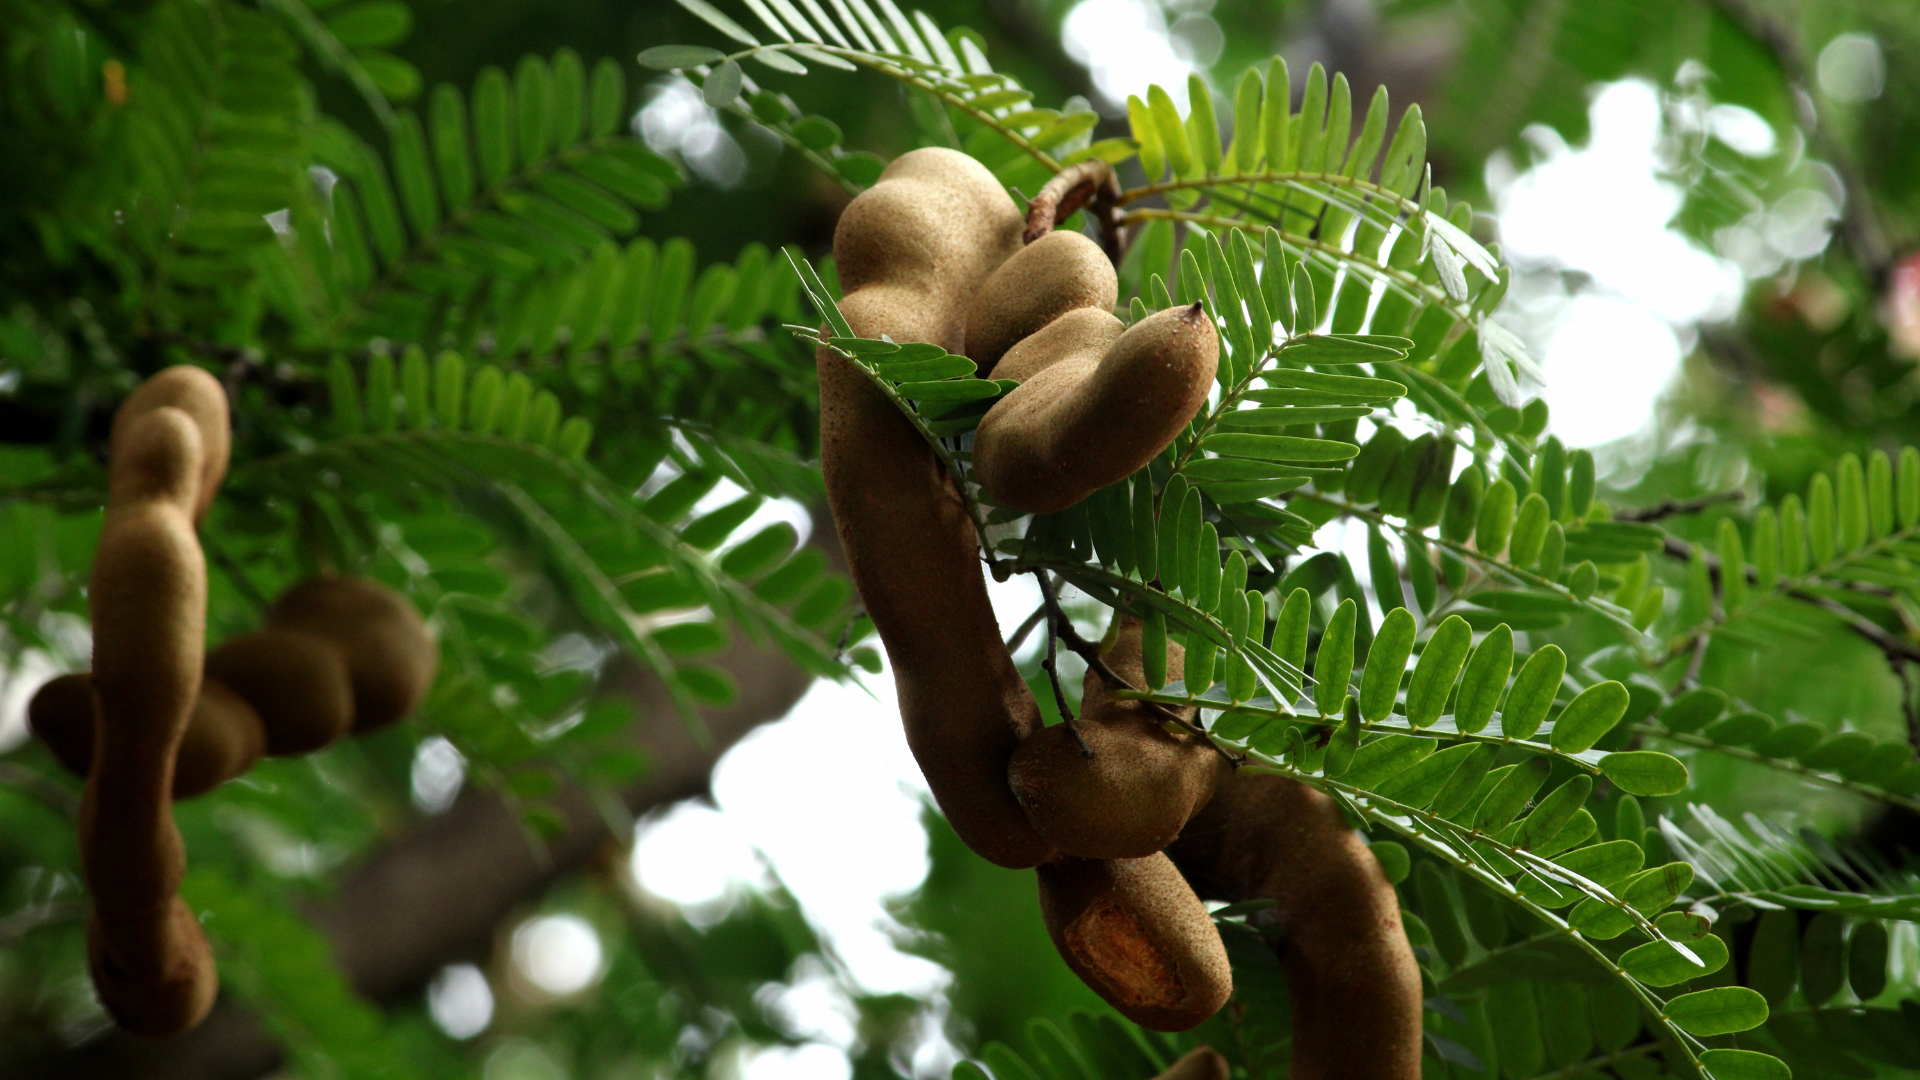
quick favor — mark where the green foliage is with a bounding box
[4,0,1920,1077]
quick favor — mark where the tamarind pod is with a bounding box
[84,406,218,1037]
[1035,851,1232,1031]
[820,148,1053,869]
[973,304,1219,515]
[205,629,355,755]
[28,672,98,779]
[108,366,230,524]
[264,577,437,734]
[1154,1046,1230,1080]
[29,673,266,799]
[1167,770,1421,1080]
[1007,618,1215,859]
[963,230,1118,375]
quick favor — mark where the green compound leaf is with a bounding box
[1597,751,1689,796]
[1549,680,1629,753]
[1361,607,1416,723]
[1699,1050,1791,1080]
[1406,615,1471,728]
[1619,932,1728,987]
[1663,987,1768,1036]
[1502,645,1564,740]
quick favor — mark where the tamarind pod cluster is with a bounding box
[31,577,437,794]
[82,366,229,1037]
[1036,852,1232,1032]
[1008,618,1216,859]
[32,673,266,799]
[1167,771,1421,1080]
[963,229,1218,517]
[1152,1046,1230,1080]
[973,302,1217,515]
[817,148,1054,870]
[822,150,1231,1026]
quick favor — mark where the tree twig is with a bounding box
[1615,490,1745,522]
[1004,603,1047,654]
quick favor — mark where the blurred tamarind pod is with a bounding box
[1035,852,1231,1031]
[1167,771,1421,1080]
[818,148,1055,869]
[31,578,436,789]
[965,211,1217,516]
[259,576,437,736]
[1008,617,1217,859]
[82,366,227,1037]
[1154,1046,1230,1080]
[31,673,265,798]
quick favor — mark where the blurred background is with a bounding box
[6,0,1920,1077]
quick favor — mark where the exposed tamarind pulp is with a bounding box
[817,148,1054,870]
[1036,852,1232,1032]
[82,367,228,1037]
[1168,770,1422,1080]
[1008,617,1216,860]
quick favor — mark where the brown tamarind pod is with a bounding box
[204,629,355,754]
[819,148,1056,869]
[1008,618,1217,859]
[973,304,1219,515]
[1167,771,1421,1080]
[1153,1046,1230,1080]
[31,673,266,798]
[264,577,436,734]
[1035,851,1231,1031]
[963,229,1118,374]
[83,395,223,1037]
[28,672,98,779]
[108,366,230,524]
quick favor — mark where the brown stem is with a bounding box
[1615,490,1745,522]
[1024,160,1124,261]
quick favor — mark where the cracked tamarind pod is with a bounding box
[1036,851,1232,1032]
[1008,617,1218,859]
[81,365,229,1037]
[818,147,1054,869]
[967,208,1218,516]
[1167,770,1422,1080]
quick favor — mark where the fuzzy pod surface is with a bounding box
[816,148,1055,869]
[964,229,1119,373]
[1007,618,1217,859]
[973,302,1219,515]
[265,577,437,734]
[32,673,266,799]
[1036,852,1233,1031]
[1167,770,1422,1079]
[83,374,229,1037]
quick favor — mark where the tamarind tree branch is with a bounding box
[1629,722,1920,814]
[1655,526,1920,666]
[1613,490,1746,523]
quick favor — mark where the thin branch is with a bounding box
[1004,603,1047,654]
[1615,490,1745,522]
